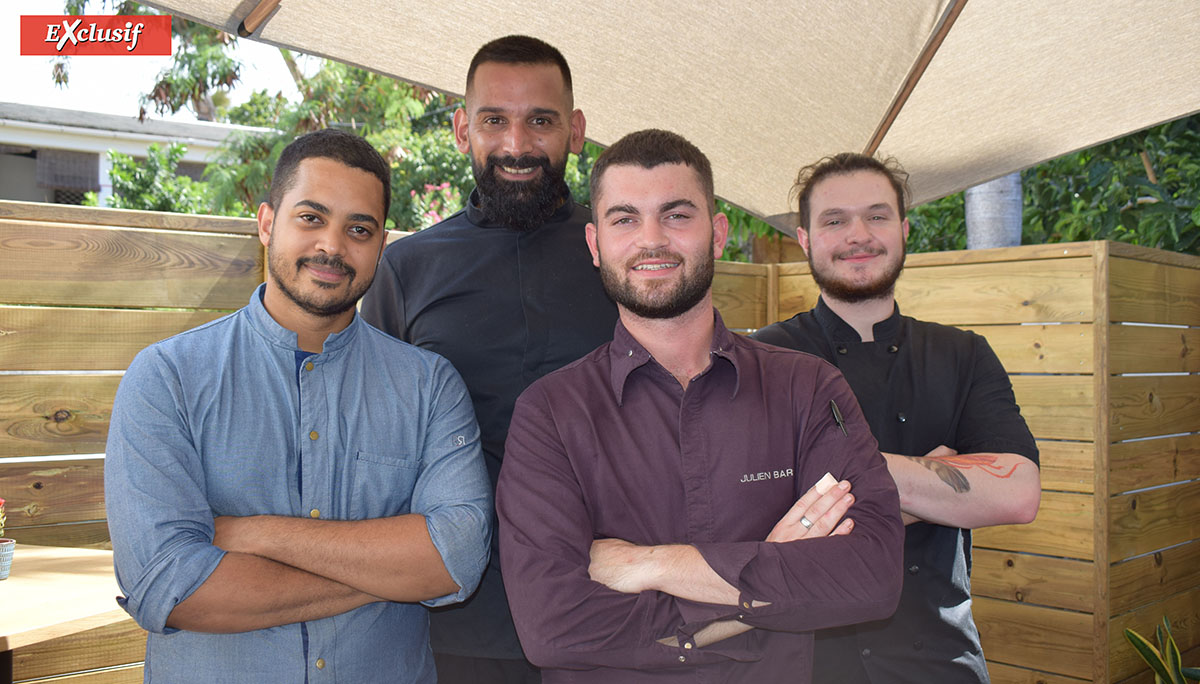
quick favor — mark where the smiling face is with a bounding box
[257,156,386,329]
[453,61,585,230]
[799,170,909,304]
[586,163,728,320]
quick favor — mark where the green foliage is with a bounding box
[718,199,776,262]
[98,143,217,214]
[1124,618,1200,683]
[909,112,1200,255]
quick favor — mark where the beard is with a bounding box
[599,245,714,320]
[268,233,372,318]
[472,151,570,232]
[809,244,906,304]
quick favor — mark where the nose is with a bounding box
[844,216,871,243]
[634,218,669,251]
[313,225,347,256]
[503,122,534,157]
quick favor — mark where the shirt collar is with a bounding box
[607,309,741,405]
[245,283,361,354]
[464,186,575,230]
[814,295,902,343]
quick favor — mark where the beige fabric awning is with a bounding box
[143,0,1200,233]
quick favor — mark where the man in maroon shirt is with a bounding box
[496,129,904,682]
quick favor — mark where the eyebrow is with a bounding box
[295,199,380,228]
[475,106,560,118]
[660,199,698,213]
[604,203,639,218]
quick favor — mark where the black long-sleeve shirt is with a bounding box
[360,189,618,660]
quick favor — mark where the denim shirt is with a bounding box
[105,285,492,684]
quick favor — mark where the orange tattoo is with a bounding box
[925,453,1021,479]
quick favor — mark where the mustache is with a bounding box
[486,154,552,174]
[297,253,355,279]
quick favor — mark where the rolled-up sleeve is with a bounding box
[498,389,736,671]
[416,357,492,606]
[104,348,226,634]
[696,369,904,632]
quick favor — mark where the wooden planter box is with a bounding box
[2,199,1197,682]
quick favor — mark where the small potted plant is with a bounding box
[0,497,13,580]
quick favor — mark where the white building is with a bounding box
[0,102,269,205]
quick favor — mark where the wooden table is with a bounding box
[0,544,127,684]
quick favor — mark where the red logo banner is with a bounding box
[20,15,171,56]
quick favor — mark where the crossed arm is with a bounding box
[167,514,457,632]
[884,446,1040,528]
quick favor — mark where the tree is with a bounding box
[911,112,1200,255]
[86,143,214,213]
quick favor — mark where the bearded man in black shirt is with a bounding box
[752,154,1041,684]
[361,35,617,684]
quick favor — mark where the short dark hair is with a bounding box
[792,153,910,231]
[589,129,714,217]
[269,129,391,219]
[466,35,573,96]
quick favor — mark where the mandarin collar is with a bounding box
[607,309,741,405]
[246,283,361,355]
[814,296,902,344]
[464,186,575,230]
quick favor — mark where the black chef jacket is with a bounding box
[752,297,1038,684]
[361,188,618,660]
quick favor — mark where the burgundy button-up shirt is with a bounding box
[497,311,904,683]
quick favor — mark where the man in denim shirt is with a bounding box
[105,129,492,683]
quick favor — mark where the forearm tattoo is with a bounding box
[906,453,1022,494]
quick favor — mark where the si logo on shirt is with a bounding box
[453,435,466,447]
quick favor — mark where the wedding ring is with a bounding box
[799,516,814,529]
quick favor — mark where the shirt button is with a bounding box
[683,642,693,650]
[908,564,919,575]
[315,658,325,669]
[678,655,686,662]
[309,430,319,440]
[896,413,906,423]
[742,601,751,609]
[310,509,320,519]
[305,361,315,371]
[836,346,848,354]
[628,350,633,357]
[887,344,899,353]
[862,648,871,658]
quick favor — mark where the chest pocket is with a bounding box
[350,451,421,519]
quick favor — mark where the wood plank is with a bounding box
[1110,539,1200,616]
[0,307,226,371]
[0,545,125,651]
[1011,375,1095,442]
[0,375,119,458]
[974,596,1093,679]
[775,273,820,322]
[1109,256,1200,326]
[773,242,1099,275]
[0,219,262,309]
[14,620,145,681]
[1108,586,1200,681]
[1036,441,1094,495]
[28,664,144,684]
[964,323,1093,374]
[713,266,767,330]
[779,257,1095,326]
[1109,433,1200,496]
[987,661,1089,684]
[0,198,255,234]
[974,491,1094,560]
[972,549,1094,612]
[1109,374,1200,442]
[0,458,105,526]
[1109,323,1200,374]
[1108,241,1200,270]
[4,521,111,548]
[1109,480,1200,561]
